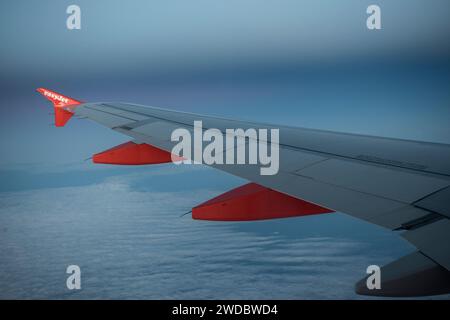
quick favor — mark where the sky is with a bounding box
[1,0,450,165]
[0,1,449,299]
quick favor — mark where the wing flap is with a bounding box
[369,205,435,230]
[216,164,407,221]
[414,186,450,218]
[295,158,449,203]
[402,219,450,270]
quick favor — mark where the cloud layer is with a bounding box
[0,167,414,299]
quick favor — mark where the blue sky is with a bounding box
[0,1,449,299]
[1,0,450,165]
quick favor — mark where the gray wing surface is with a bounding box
[74,101,450,297]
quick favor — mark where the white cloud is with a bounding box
[0,170,411,299]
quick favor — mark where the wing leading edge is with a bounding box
[36,88,450,297]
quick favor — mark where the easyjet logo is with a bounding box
[43,91,69,104]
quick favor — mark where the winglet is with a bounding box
[36,88,83,127]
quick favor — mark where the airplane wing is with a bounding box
[36,88,450,297]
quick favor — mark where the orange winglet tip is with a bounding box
[36,88,83,127]
[192,183,334,221]
[92,141,183,165]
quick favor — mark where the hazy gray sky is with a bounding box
[1,0,449,82]
[0,1,449,165]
